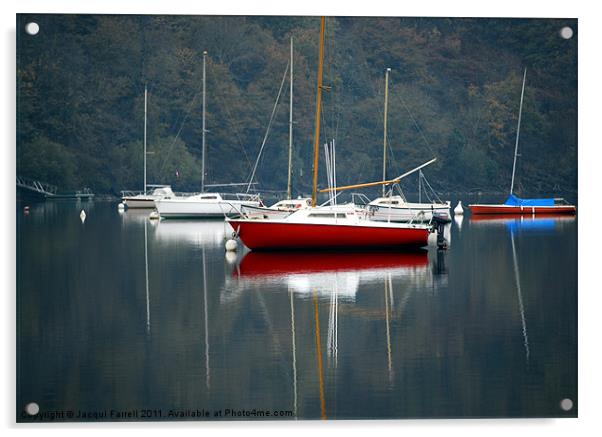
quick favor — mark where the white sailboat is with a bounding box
[365,68,450,223]
[121,85,174,208]
[155,51,260,219]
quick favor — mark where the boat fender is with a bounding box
[225,239,238,252]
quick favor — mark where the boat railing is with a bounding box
[351,192,372,208]
[222,192,262,202]
[121,190,145,197]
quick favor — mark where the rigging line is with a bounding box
[245,60,290,193]
[158,78,204,175]
[391,77,437,159]
[386,132,402,176]
[320,101,330,148]
[328,19,339,143]
[209,70,254,174]
[420,171,444,204]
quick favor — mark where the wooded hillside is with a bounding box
[16,15,577,198]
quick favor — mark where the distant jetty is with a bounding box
[16,176,94,200]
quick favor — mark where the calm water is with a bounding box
[16,200,577,421]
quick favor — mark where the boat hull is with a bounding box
[122,197,156,209]
[228,220,430,250]
[469,204,576,215]
[157,199,260,218]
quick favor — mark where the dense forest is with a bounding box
[16,15,577,198]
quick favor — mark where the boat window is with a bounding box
[308,213,347,219]
[201,196,218,200]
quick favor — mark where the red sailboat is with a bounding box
[228,204,430,250]
[227,17,431,250]
[469,69,576,215]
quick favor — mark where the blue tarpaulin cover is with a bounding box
[504,194,555,207]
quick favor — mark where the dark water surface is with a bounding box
[17,200,577,421]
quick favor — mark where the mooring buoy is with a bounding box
[454,201,464,215]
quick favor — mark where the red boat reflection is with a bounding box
[236,250,429,278]
[470,213,575,222]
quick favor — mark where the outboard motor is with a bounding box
[432,215,449,250]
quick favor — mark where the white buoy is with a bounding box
[79,209,86,223]
[454,201,464,215]
[149,211,160,220]
[225,239,238,252]
[117,202,125,210]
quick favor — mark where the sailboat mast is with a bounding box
[510,68,527,195]
[143,84,147,193]
[382,68,390,197]
[201,50,207,193]
[311,17,326,207]
[287,37,294,200]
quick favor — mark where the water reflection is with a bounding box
[20,198,96,224]
[454,214,463,230]
[510,231,529,362]
[228,250,431,302]
[468,214,577,364]
[17,202,577,420]
[154,219,231,248]
[470,214,576,233]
